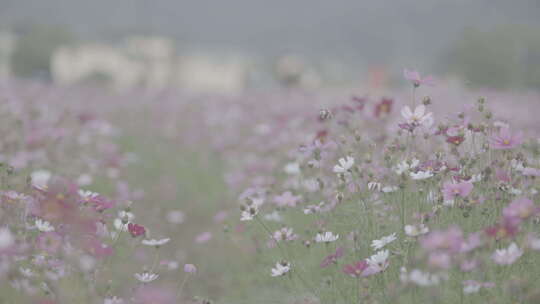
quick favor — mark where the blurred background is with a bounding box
[1,0,540,93]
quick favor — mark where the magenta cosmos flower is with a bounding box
[442,181,473,201]
[403,69,435,87]
[320,247,344,267]
[489,127,524,150]
[342,260,369,277]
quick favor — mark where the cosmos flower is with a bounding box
[141,238,170,247]
[491,243,523,265]
[342,260,369,277]
[489,127,524,150]
[35,219,55,232]
[404,224,429,237]
[410,170,434,180]
[183,264,197,274]
[442,181,473,202]
[502,197,540,221]
[273,227,298,242]
[321,247,344,268]
[374,98,394,118]
[401,105,434,128]
[403,69,435,87]
[134,272,159,283]
[315,231,339,243]
[271,261,291,277]
[128,223,146,237]
[462,280,495,294]
[371,233,397,250]
[364,250,390,275]
[333,156,355,174]
[400,268,441,286]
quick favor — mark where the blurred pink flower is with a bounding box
[442,181,473,201]
[273,191,301,207]
[503,197,540,221]
[374,98,393,118]
[195,231,212,244]
[36,232,63,254]
[485,216,520,240]
[403,69,435,87]
[184,263,197,274]
[420,226,464,253]
[320,247,344,268]
[489,127,523,150]
[134,286,175,304]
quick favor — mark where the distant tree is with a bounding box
[441,25,540,90]
[11,24,74,80]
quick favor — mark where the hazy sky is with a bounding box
[1,0,538,63]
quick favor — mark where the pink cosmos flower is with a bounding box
[273,191,301,207]
[489,127,524,150]
[442,181,473,202]
[272,227,298,242]
[428,251,452,269]
[342,260,369,277]
[522,167,540,177]
[374,98,393,118]
[195,231,212,244]
[134,286,175,304]
[184,263,197,274]
[502,197,540,221]
[128,223,146,237]
[403,69,435,87]
[36,232,63,254]
[320,247,344,268]
[420,226,464,253]
[485,217,520,240]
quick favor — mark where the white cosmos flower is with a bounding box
[0,228,14,249]
[368,182,381,191]
[240,205,259,221]
[271,261,291,277]
[284,162,300,175]
[104,296,124,304]
[491,242,523,265]
[78,190,99,201]
[404,224,429,237]
[371,233,397,250]
[401,105,433,128]
[263,210,282,222]
[134,272,159,283]
[35,219,55,232]
[395,158,420,175]
[528,235,540,251]
[30,170,51,189]
[367,250,390,272]
[315,231,339,243]
[333,156,354,174]
[410,170,433,180]
[407,269,441,286]
[382,186,398,193]
[141,238,170,247]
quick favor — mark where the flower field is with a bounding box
[1,72,540,304]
